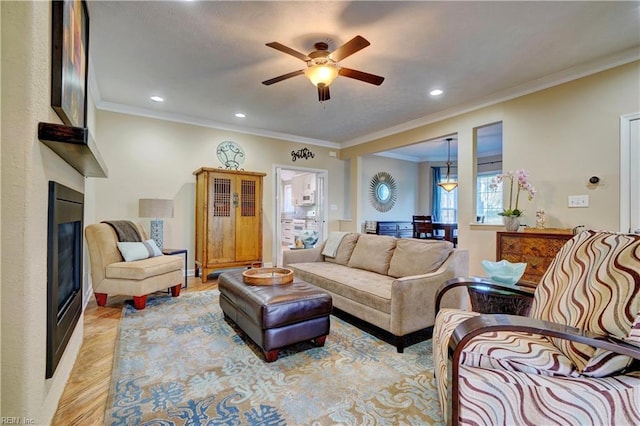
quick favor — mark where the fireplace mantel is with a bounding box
[38,122,108,178]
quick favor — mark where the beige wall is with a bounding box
[342,62,640,276]
[1,1,89,422]
[93,111,347,269]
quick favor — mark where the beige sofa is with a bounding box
[283,233,468,352]
[85,223,184,310]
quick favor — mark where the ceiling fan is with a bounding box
[262,35,385,102]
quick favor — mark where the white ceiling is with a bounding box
[88,1,640,159]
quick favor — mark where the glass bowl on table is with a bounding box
[481,259,527,286]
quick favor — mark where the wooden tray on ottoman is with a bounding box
[242,267,294,285]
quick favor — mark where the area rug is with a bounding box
[104,290,444,425]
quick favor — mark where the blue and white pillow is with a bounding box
[117,239,163,262]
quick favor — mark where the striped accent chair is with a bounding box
[433,230,640,425]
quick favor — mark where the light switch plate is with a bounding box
[568,195,589,208]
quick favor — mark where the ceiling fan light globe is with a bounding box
[305,64,339,87]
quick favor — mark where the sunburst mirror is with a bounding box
[369,171,397,212]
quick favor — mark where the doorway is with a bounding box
[620,113,640,234]
[274,166,328,266]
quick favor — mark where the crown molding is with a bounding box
[93,100,340,149]
[342,47,640,148]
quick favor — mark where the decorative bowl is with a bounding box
[242,267,293,286]
[481,260,527,285]
[299,230,319,248]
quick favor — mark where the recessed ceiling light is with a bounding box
[235,112,246,118]
[430,89,443,96]
[150,96,164,102]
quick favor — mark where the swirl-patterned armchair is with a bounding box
[433,230,640,425]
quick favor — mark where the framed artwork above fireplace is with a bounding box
[51,0,90,128]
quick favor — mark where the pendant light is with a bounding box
[437,138,458,192]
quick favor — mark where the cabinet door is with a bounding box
[235,175,262,262]
[207,173,236,264]
[304,173,316,191]
[293,176,305,206]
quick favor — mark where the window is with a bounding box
[283,184,294,213]
[437,173,458,223]
[477,172,503,224]
[475,122,503,223]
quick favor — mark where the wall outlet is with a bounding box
[568,195,589,208]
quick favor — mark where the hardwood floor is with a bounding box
[51,277,217,425]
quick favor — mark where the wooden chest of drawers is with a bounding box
[496,231,573,285]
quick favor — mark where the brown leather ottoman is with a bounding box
[218,270,332,362]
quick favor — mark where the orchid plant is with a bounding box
[490,169,536,217]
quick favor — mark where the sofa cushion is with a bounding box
[461,329,579,378]
[348,234,397,275]
[106,255,183,280]
[325,233,360,266]
[287,262,394,314]
[581,312,640,377]
[387,239,454,278]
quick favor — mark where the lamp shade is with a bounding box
[438,181,458,192]
[138,199,174,219]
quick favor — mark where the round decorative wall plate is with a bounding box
[369,171,397,212]
[216,141,245,170]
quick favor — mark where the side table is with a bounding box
[163,248,188,288]
[468,280,535,316]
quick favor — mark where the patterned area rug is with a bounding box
[104,290,444,425]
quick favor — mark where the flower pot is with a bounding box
[503,216,521,232]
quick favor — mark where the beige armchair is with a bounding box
[433,230,640,425]
[85,223,184,310]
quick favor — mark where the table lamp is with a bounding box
[138,198,174,249]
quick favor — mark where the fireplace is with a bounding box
[47,181,84,378]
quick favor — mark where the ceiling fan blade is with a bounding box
[339,67,385,86]
[265,42,310,62]
[262,69,305,86]
[330,35,370,62]
[318,84,330,102]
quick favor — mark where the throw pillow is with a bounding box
[387,239,453,278]
[582,312,640,377]
[325,233,359,266]
[117,239,163,262]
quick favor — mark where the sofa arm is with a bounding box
[451,314,640,361]
[282,244,324,265]
[389,249,469,335]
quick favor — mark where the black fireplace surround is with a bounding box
[47,181,83,378]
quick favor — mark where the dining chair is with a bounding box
[412,215,443,240]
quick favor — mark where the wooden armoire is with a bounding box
[194,167,266,282]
